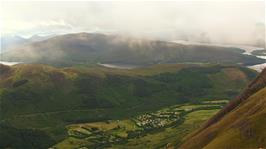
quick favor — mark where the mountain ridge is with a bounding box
[2,33,264,66]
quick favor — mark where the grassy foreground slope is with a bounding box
[0,64,257,148]
[180,68,266,149]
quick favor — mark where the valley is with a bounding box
[1,1,265,149]
[0,33,264,149]
[54,100,226,149]
[0,63,257,148]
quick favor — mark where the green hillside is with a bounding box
[0,63,257,148]
[204,88,266,149]
[180,68,266,149]
[2,33,264,66]
[251,49,266,56]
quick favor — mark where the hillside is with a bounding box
[180,68,266,149]
[0,63,257,148]
[2,33,264,66]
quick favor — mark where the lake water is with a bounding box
[98,63,139,69]
[171,40,264,55]
[172,40,266,72]
[247,55,266,72]
[1,41,265,72]
[248,63,266,72]
[0,61,21,66]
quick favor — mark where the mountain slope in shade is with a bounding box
[180,68,266,149]
[1,35,27,51]
[2,33,264,66]
[1,34,55,52]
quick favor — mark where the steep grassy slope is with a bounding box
[2,33,264,66]
[180,68,266,149]
[0,64,256,148]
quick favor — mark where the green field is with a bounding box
[53,101,225,149]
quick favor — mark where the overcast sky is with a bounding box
[1,1,265,45]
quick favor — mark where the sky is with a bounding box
[0,1,265,45]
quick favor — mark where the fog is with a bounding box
[1,1,265,46]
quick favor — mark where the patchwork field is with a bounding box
[53,100,226,149]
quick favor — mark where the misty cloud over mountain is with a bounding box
[1,1,265,46]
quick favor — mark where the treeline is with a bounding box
[0,124,55,149]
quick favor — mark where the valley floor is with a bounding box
[53,100,227,149]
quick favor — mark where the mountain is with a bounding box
[28,34,56,42]
[180,68,266,149]
[0,63,257,148]
[1,35,27,51]
[2,33,264,66]
[1,34,54,52]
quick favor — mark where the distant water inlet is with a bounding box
[248,63,266,72]
[172,40,266,72]
[247,55,266,72]
[171,40,264,55]
[98,63,139,69]
[0,61,21,66]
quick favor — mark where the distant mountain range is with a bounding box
[1,35,27,51]
[1,33,264,66]
[1,34,55,52]
[180,68,266,149]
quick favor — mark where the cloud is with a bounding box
[1,1,264,45]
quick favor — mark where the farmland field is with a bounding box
[53,100,226,149]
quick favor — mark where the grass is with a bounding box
[53,102,223,149]
[0,63,257,148]
[112,109,220,149]
[184,109,219,125]
[204,88,266,149]
[180,87,266,149]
